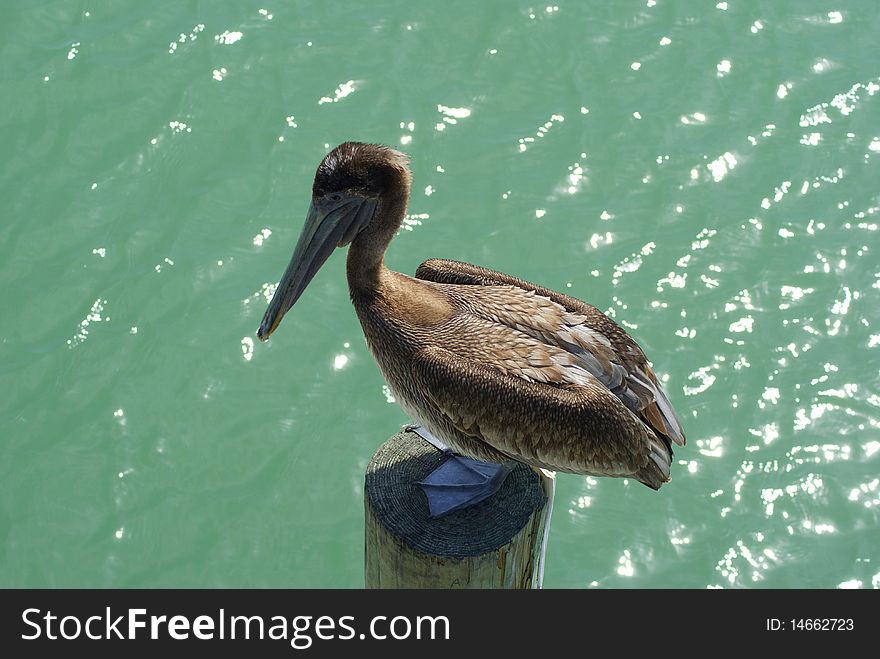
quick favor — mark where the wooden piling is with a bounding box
[364,429,549,588]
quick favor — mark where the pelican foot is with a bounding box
[418,456,516,518]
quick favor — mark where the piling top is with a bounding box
[365,430,546,558]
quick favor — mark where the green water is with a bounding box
[2,0,878,589]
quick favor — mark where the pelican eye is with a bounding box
[328,192,343,202]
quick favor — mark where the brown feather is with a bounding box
[417,263,686,448]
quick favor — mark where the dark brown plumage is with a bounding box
[258,142,686,489]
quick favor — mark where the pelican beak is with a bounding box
[257,194,377,341]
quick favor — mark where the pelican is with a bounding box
[257,142,686,521]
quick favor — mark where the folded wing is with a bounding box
[416,258,686,449]
[410,345,672,488]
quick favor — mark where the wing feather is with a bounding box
[416,258,686,447]
[410,345,667,486]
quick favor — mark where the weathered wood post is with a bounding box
[364,429,550,588]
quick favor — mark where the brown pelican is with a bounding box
[257,142,686,521]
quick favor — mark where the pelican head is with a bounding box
[257,142,410,341]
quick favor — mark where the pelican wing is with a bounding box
[416,258,685,447]
[410,346,671,488]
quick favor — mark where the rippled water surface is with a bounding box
[1,0,878,588]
